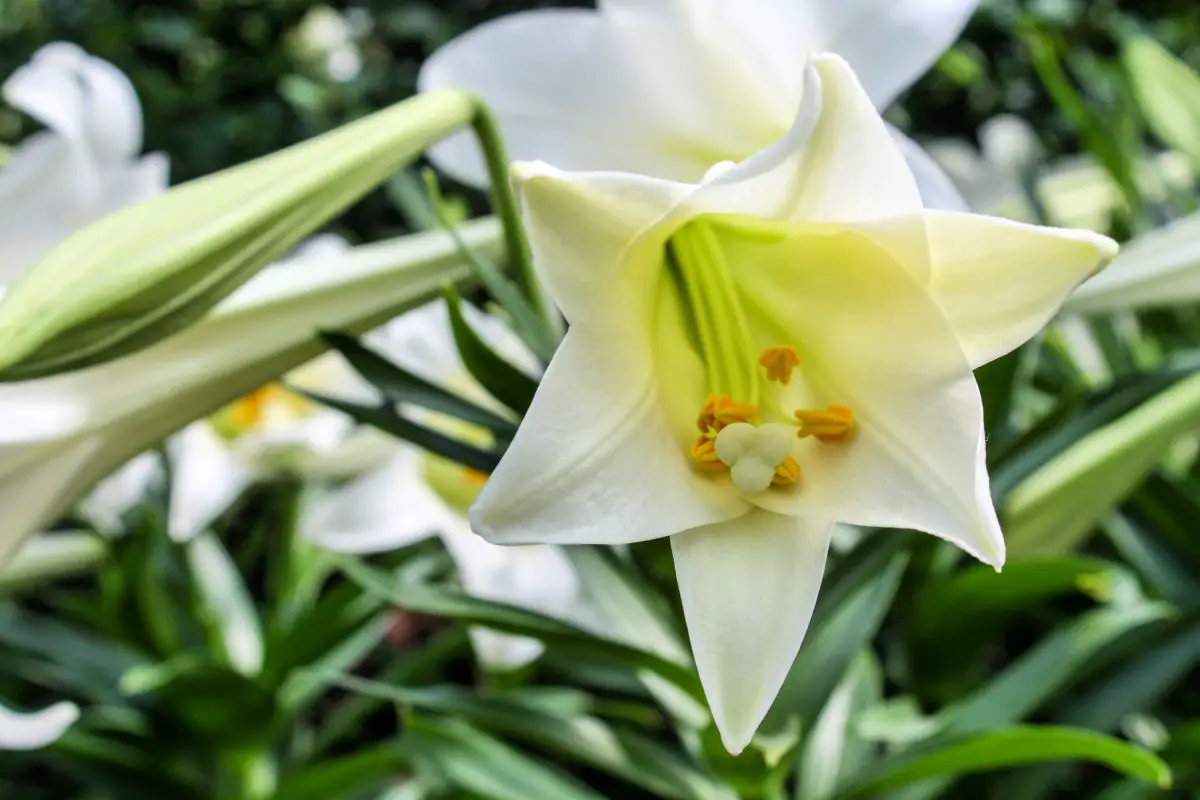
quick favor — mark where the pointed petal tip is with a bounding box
[466,497,501,545]
[715,724,753,756]
[509,159,557,186]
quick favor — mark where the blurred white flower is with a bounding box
[303,301,588,670]
[927,115,1041,217]
[295,6,364,82]
[0,42,168,284]
[0,701,79,751]
[78,452,163,537]
[419,0,978,209]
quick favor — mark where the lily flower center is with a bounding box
[211,382,315,440]
[665,215,857,495]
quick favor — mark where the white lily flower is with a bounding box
[927,115,1041,217]
[419,0,976,209]
[0,42,167,283]
[0,701,79,750]
[294,5,364,82]
[0,217,501,562]
[303,302,587,670]
[470,55,1116,752]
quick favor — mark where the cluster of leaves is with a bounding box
[3,1,1200,799]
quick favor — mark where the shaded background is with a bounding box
[1,0,1198,242]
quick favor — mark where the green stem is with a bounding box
[469,99,557,332]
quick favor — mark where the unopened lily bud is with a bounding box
[0,89,480,380]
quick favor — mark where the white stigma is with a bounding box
[715,422,793,494]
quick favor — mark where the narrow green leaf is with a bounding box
[763,551,908,733]
[319,331,518,441]
[0,605,145,704]
[1063,621,1200,732]
[1124,36,1200,168]
[908,556,1123,691]
[797,651,884,800]
[1102,514,1200,609]
[810,528,914,631]
[336,556,704,699]
[1004,372,1200,556]
[939,604,1170,736]
[836,726,1172,799]
[1129,473,1200,571]
[567,546,709,728]
[186,533,264,677]
[406,716,605,800]
[424,170,558,362]
[303,390,502,474]
[271,745,411,800]
[326,675,735,800]
[442,286,541,415]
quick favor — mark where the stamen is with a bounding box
[696,393,758,433]
[689,435,724,468]
[462,468,489,485]
[759,346,801,385]
[715,422,795,494]
[219,382,310,437]
[794,405,857,443]
[773,457,801,486]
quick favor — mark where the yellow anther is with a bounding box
[689,435,724,468]
[772,457,802,486]
[759,346,801,385]
[228,383,309,432]
[696,393,758,433]
[461,468,489,485]
[794,405,857,444]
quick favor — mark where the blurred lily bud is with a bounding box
[0,89,478,380]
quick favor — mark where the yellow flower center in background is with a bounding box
[210,382,314,440]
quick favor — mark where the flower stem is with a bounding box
[468,99,557,336]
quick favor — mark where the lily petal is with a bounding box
[729,223,1005,567]
[372,300,541,410]
[702,55,923,226]
[671,510,833,754]
[514,161,688,322]
[3,43,143,163]
[811,0,979,108]
[79,451,163,536]
[470,298,745,547]
[889,126,969,211]
[442,518,582,670]
[166,424,254,543]
[0,701,79,750]
[920,211,1117,367]
[419,8,785,186]
[301,449,448,554]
